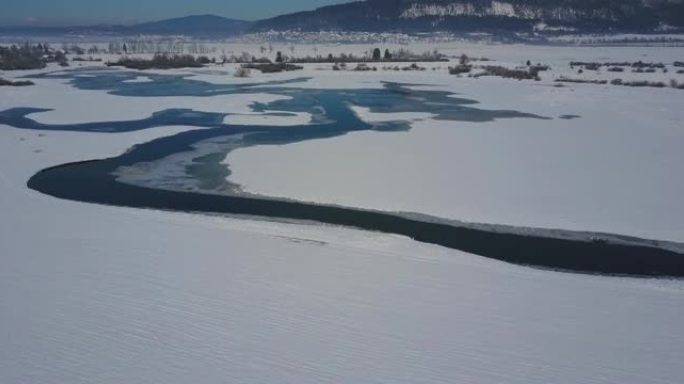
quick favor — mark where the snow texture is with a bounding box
[1,42,684,384]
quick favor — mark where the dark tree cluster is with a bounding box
[449,65,472,75]
[106,54,210,70]
[286,48,445,64]
[0,43,75,70]
[0,44,47,70]
[611,79,668,88]
[570,61,667,70]
[471,65,543,81]
[54,51,69,67]
[241,62,303,73]
[555,77,608,84]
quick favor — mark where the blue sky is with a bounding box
[0,0,346,26]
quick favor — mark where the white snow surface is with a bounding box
[122,75,154,83]
[223,47,684,242]
[2,44,684,384]
[350,105,435,123]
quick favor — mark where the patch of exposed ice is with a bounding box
[350,105,435,123]
[122,76,153,83]
[223,111,313,126]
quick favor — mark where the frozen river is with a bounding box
[2,44,684,383]
[3,69,681,275]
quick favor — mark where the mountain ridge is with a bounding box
[1,1,683,38]
[251,0,684,34]
[129,15,251,37]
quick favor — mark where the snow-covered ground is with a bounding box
[215,46,684,242]
[2,43,684,383]
[228,72,684,242]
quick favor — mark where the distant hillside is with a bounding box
[0,15,252,38]
[252,0,684,33]
[128,15,251,37]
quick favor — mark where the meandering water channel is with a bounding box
[5,69,684,277]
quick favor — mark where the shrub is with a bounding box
[670,80,684,89]
[448,64,472,75]
[242,62,303,73]
[0,78,35,86]
[530,64,550,72]
[72,56,102,62]
[402,63,425,71]
[556,77,608,84]
[613,80,666,88]
[570,61,665,71]
[234,66,251,78]
[632,61,665,69]
[353,63,374,71]
[474,65,541,81]
[55,51,69,67]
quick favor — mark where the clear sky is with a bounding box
[0,0,347,26]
